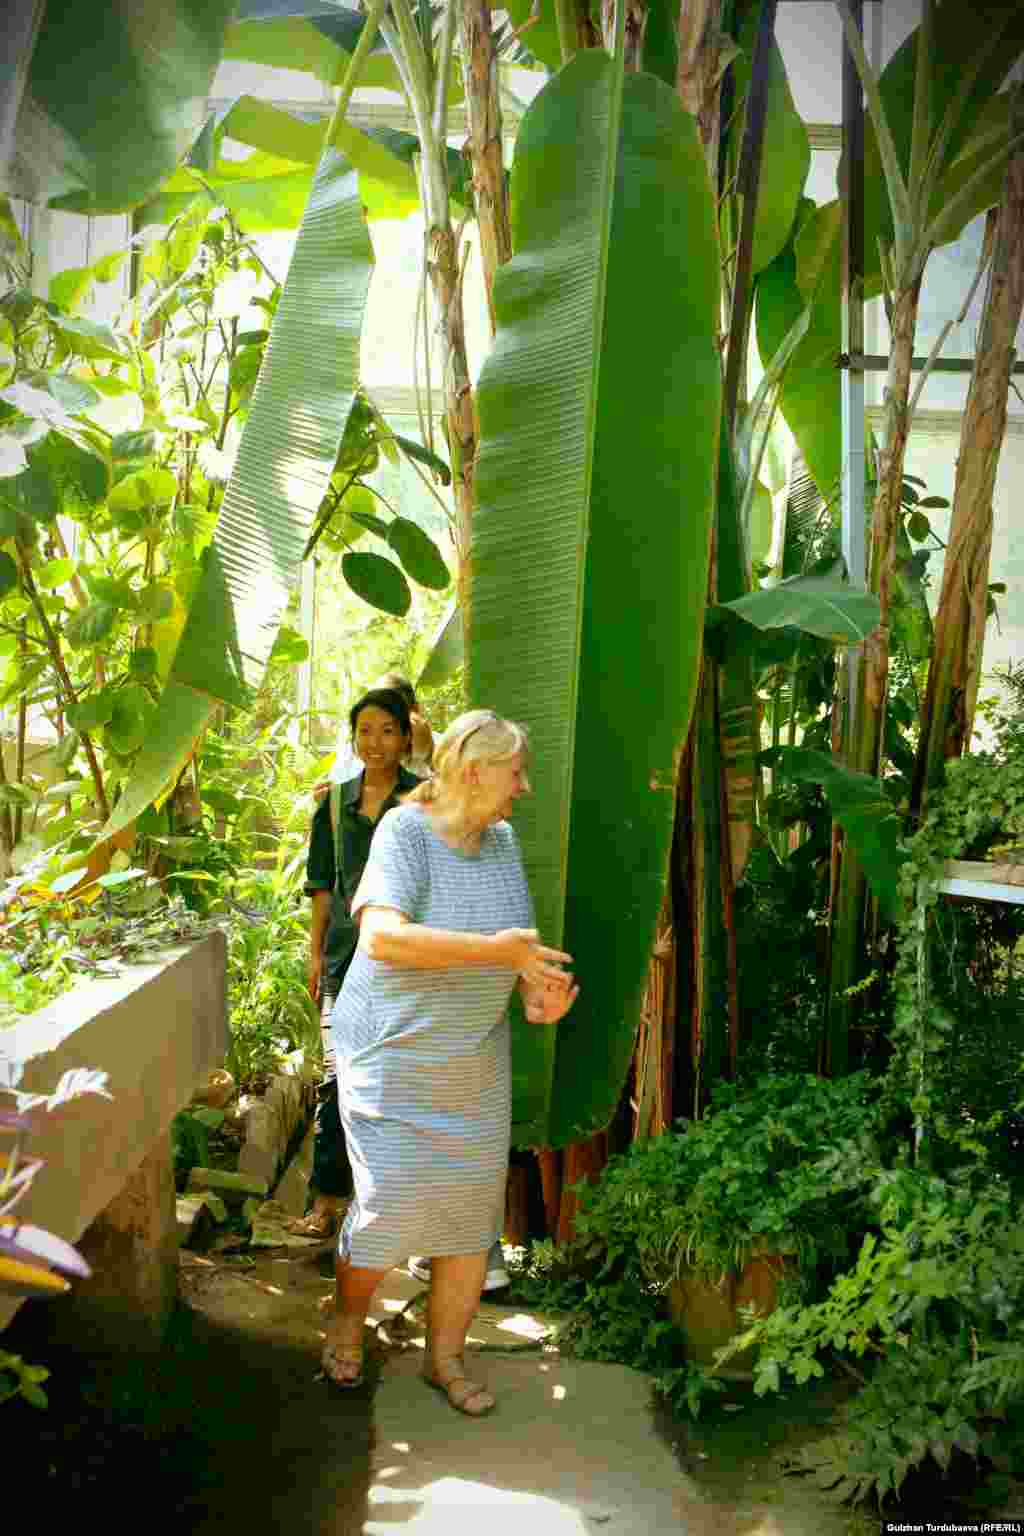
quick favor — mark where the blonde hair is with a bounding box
[406,709,528,812]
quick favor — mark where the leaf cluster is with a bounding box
[888,747,1024,1160]
[720,1163,1024,1505]
[505,1074,885,1415]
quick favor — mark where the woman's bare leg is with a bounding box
[321,1255,389,1384]
[424,1250,494,1414]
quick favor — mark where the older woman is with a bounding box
[321,710,579,1414]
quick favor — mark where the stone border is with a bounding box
[237,1064,317,1188]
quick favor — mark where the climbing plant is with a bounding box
[887,748,1024,1165]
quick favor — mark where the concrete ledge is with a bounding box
[0,930,228,1336]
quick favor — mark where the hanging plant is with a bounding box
[888,750,1024,1159]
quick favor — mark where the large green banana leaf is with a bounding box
[500,0,562,75]
[224,6,464,104]
[12,0,236,213]
[760,3,1024,505]
[756,200,841,503]
[99,146,374,841]
[764,746,906,922]
[137,97,424,230]
[713,567,881,645]
[860,0,1024,276]
[470,53,721,1147]
[728,3,810,276]
[418,600,464,690]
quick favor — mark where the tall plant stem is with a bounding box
[676,0,731,182]
[601,0,647,68]
[911,95,1024,814]
[722,0,778,428]
[858,275,922,780]
[13,544,110,821]
[0,729,14,861]
[383,0,477,633]
[556,0,602,62]
[826,275,922,1069]
[457,0,511,336]
[14,621,26,846]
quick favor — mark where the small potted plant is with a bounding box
[574,1072,881,1373]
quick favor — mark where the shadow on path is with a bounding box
[5,1252,374,1536]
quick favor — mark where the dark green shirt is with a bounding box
[304,766,422,991]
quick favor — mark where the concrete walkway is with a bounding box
[366,1268,688,1536]
[175,1246,844,1536]
[175,1246,698,1534]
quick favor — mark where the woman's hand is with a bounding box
[494,928,572,988]
[521,971,579,1024]
[308,947,323,1003]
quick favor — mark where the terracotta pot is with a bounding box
[668,1248,793,1374]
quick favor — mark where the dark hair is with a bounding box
[375,671,418,714]
[349,687,412,740]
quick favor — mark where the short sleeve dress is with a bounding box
[331,802,534,1269]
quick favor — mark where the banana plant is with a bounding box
[5,0,237,212]
[470,18,722,1146]
[911,98,1024,816]
[220,0,527,643]
[826,0,1024,1066]
[98,3,389,842]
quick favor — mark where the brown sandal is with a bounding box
[423,1362,495,1417]
[320,1340,364,1390]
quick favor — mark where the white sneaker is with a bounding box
[407,1241,509,1291]
[484,1240,510,1290]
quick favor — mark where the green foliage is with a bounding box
[629,1073,881,1282]
[733,842,828,1079]
[16,0,236,213]
[764,746,907,923]
[726,3,811,276]
[507,1075,882,1422]
[221,849,320,1087]
[0,952,74,1024]
[170,1108,213,1184]
[0,878,219,1025]
[0,1351,50,1410]
[721,1165,1024,1505]
[472,51,721,1147]
[889,747,1024,1168]
[0,201,449,879]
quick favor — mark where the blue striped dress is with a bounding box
[331,802,533,1268]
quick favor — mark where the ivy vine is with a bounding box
[889,750,1024,1160]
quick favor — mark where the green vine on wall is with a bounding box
[889,750,1024,1162]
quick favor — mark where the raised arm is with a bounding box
[359,906,570,985]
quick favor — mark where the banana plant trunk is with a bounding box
[827,273,923,1069]
[381,5,477,638]
[427,230,476,599]
[911,118,1024,814]
[457,0,511,334]
[676,0,728,182]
